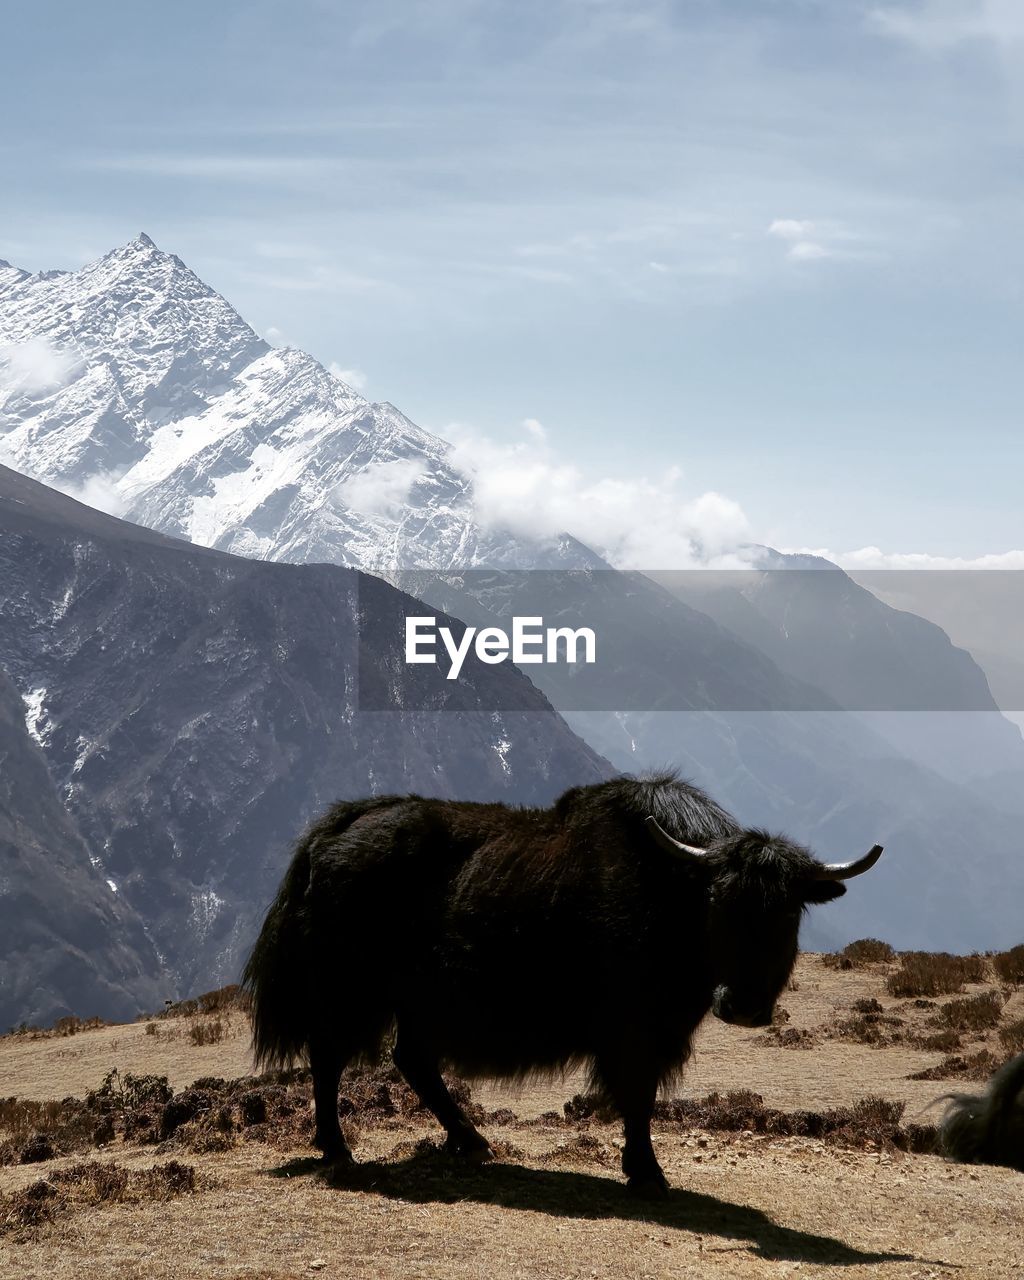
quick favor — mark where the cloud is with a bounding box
[784,543,1024,569]
[50,472,127,517]
[446,419,751,568]
[0,338,81,394]
[333,457,427,517]
[868,1,1024,52]
[768,219,817,241]
[767,218,871,265]
[328,362,368,392]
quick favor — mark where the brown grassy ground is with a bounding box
[1,954,1022,1280]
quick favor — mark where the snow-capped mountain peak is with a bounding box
[0,237,594,571]
[0,236,268,485]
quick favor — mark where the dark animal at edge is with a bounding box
[243,774,883,1196]
[939,1053,1024,1172]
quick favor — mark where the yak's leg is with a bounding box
[594,1052,666,1197]
[392,1029,492,1161]
[309,1036,354,1165]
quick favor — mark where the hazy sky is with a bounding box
[3,0,1023,559]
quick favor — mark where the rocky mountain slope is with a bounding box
[0,666,163,1030]
[0,465,609,1008]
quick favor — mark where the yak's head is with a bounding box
[646,818,883,1028]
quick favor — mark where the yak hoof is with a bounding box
[627,1172,669,1200]
[462,1144,495,1165]
[318,1145,355,1169]
[444,1133,494,1163]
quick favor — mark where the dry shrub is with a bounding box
[960,954,990,983]
[822,939,895,970]
[562,1089,935,1155]
[834,1015,890,1047]
[564,1093,617,1123]
[2,1063,473,1168]
[88,1069,174,1115]
[915,1030,963,1054]
[648,1091,935,1154]
[852,997,884,1015]
[161,985,247,1020]
[992,945,1024,988]
[0,1096,98,1163]
[886,952,989,998]
[3,1014,109,1042]
[188,1016,227,1046]
[999,1018,1024,1056]
[845,939,896,967]
[832,1005,906,1048]
[759,1026,817,1049]
[1,1071,179,1164]
[0,1160,197,1237]
[935,991,1004,1034]
[52,1015,107,1037]
[909,1050,1002,1083]
[4,1023,43,1039]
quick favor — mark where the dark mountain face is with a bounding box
[0,466,610,1006]
[0,666,164,1030]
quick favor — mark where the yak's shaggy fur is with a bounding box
[243,773,868,1194]
[939,1052,1024,1172]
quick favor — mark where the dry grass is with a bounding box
[3,956,1024,1279]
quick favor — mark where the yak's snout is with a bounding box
[712,985,775,1028]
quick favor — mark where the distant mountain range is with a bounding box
[1,235,1022,1025]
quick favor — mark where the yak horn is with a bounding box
[815,844,884,881]
[645,816,710,863]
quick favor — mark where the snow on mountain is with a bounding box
[0,235,267,487]
[0,236,593,572]
[0,260,30,296]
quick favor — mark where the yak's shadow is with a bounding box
[269,1147,945,1269]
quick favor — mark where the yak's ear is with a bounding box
[803,881,847,906]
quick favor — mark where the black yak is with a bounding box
[243,774,882,1195]
[939,1053,1024,1172]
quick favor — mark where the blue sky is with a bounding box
[3,0,1023,559]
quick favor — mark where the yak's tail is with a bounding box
[242,837,315,1072]
[242,797,404,1071]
